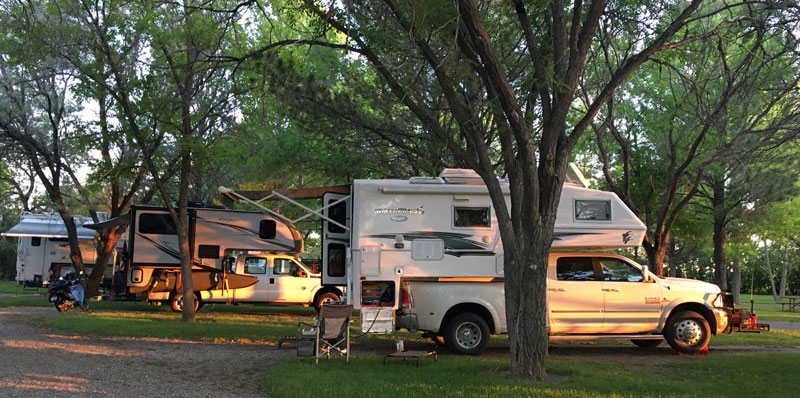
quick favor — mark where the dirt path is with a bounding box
[0,307,292,397]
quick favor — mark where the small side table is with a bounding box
[383,350,438,366]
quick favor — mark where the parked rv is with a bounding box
[1,212,117,287]
[223,166,734,355]
[98,205,340,311]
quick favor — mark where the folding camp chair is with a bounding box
[314,303,353,364]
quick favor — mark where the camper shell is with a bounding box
[322,167,646,309]
[1,212,117,287]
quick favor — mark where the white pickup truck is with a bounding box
[397,251,732,355]
[152,253,342,312]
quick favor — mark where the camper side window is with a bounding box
[31,237,41,246]
[244,257,267,274]
[556,257,597,281]
[327,199,347,233]
[453,207,490,228]
[138,214,177,235]
[575,200,611,221]
[259,220,276,239]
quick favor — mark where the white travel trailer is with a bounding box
[223,166,735,355]
[1,212,114,287]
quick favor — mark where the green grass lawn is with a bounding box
[739,294,800,323]
[0,280,46,295]
[263,352,800,398]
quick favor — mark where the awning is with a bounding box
[1,213,100,240]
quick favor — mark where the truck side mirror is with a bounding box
[642,265,650,282]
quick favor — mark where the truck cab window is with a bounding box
[273,258,299,276]
[556,257,596,281]
[599,259,642,282]
[244,257,266,274]
[31,237,41,246]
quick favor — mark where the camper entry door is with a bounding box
[321,192,350,286]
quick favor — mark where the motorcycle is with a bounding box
[48,271,88,312]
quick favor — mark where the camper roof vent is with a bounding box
[438,168,485,185]
[409,176,445,184]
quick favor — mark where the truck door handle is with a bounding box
[270,278,274,284]
[547,288,566,292]
[602,288,621,292]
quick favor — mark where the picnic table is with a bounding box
[781,296,800,312]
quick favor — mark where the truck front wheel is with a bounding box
[444,312,489,355]
[313,291,340,313]
[664,310,711,354]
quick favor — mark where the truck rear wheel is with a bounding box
[170,292,200,313]
[444,312,489,355]
[313,291,340,313]
[664,310,711,354]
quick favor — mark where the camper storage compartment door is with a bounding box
[412,239,444,261]
[360,247,380,276]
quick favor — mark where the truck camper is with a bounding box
[2,212,117,287]
[91,205,340,312]
[222,165,735,355]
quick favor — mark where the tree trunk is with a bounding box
[732,257,741,305]
[779,247,789,298]
[177,2,196,322]
[764,241,779,302]
[87,227,125,297]
[712,178,727,290]
[52,201,86,276]
[646,235,668,277]
[667,238,677,277]
[505,241,550,380]
[177,208,195,322]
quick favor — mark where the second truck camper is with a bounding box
[92,205,341,312]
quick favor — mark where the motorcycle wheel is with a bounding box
[55,301,71,312]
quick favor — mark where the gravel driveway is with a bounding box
[0,307,292,397]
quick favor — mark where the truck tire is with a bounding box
[664,310,711,354]
[313,291,340,313]
[631,339,662,348]
[170,292,200,313]
[444,312,489,355]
